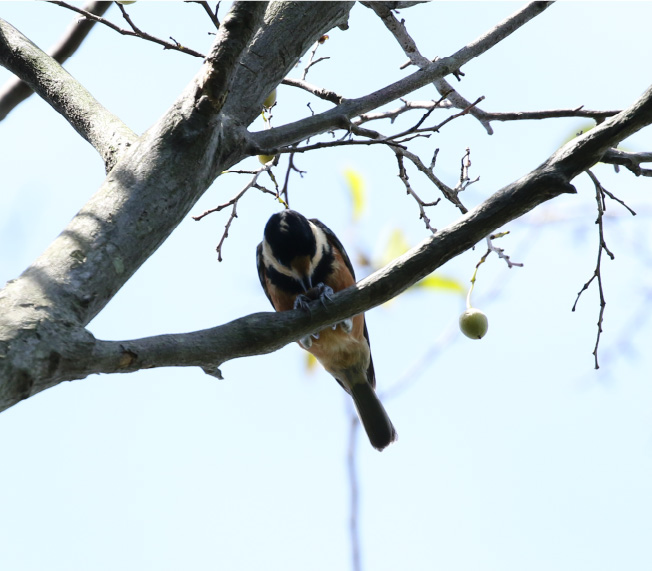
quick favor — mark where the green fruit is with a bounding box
[459,308,488,340]
[263,89,277,109]
[258,154,276,165]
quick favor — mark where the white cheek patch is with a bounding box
[262,240,294,278]
[308,222,330,274]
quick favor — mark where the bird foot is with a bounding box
[293,283,334,311]
[299,330,320,349]
[332,318,353,333]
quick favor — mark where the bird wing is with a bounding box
[256,241,275,307]
[309,218,376,389]
[309,218,356,279]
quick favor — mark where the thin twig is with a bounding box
[455,148,480,193]
[395,153,439,233]
[367,2,494,133]
[483,107,619,124]
[486,232,523,269]
[301,36,330,80]
[281,78,344,105]
[187,1,221,30]
[193,166,278,260]
[49,1,205,57]
[280,148,306,207]
[396,147,467,213]
[572,170,614,368]
[356,98,452,126]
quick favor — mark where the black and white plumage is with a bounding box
[257,209,397,451]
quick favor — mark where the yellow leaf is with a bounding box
[559,121,594,146]
[305,352,318,372]
[379,228,410,267]
[377,228,464,298]
[416,274,465,295]
[342,168,366,220]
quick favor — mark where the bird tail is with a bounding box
[350,382,397,451]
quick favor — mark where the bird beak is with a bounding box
[301,275,313,292]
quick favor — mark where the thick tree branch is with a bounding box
[13,82,649,399]
[601,148,652,176]
[220,2,354,124]
[0,16,137,170]
[0,2,360,412]
[199,1,267,113]
[250,1,553,151]
[0,1,111,121]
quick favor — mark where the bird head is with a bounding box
[262,210,326,291]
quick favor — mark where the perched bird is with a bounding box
[257,209,397,451]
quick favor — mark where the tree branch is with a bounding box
[0,1,111,121]
[220,2,355,124]
[198,1,267,113]
[49,1,206,58]
[1,81,646,413]
[0,16,137,170]
[0,2,362,412]
[250,1,554,151]
[1,2,651,419]
[365,0,497,134]
[280,77,345,105]
[601,148,652,176]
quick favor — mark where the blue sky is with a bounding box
[1,2,652,570]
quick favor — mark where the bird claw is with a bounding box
[293,283,334,311]
[293,294,312,312]
[331,318,353,333]
[339,318,354,333]
[316,283,334,306]
[299,331,320,349]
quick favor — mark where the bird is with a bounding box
[256,209,397,451]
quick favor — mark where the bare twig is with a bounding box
[574,169,637,368]
[486,232,523,269]
[392,96,485,142]
[252,1,556,151]
[187,1,221,30]
[466,231,523,311]
[455,148,480,192]
[49,1,206,57]
[301,36,330,80]
[281,78,344,105]
[193,166,278,260]
[355,98,453,125]
[483,107,620,124]
[280,148,306,207]
[396,147,467,213]
[572,170,615,369]
[395,153,439,233]
[367,1,495,133]
[280,95,476,158]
